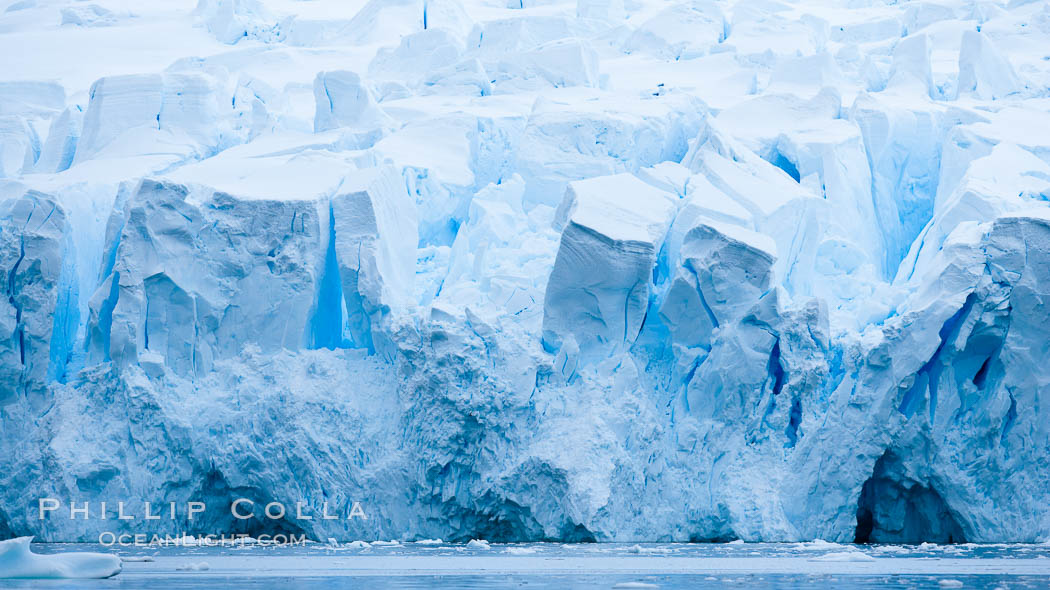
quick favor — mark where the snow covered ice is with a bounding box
[0,537,120,579]
[1,0,1050,548]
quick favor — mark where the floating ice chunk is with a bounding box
[346,541,371,549]
[612,581,659,588]
[466,539,490,548]
[504,546,537,555]
[175,561,210,571]
[0,537,120,579]
[956,30,1021,101]
[938,581,963,588]
[415,538,443,545]
[796,539,846,550]
[626,544,671,554]
[808,551,876,562]
[542,173,676,360]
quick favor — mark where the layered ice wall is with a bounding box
[1,0,1050,544]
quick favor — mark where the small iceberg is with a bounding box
[0,537,121,579]
[175,561,210,572]
[808,551,877,563]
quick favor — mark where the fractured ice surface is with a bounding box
[1,0,1050,545]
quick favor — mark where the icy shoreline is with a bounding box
[34,541,1050,578]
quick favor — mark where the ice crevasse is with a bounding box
[1,0,1050,544]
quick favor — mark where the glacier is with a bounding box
[1,0,1050,545]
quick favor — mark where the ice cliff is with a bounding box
[1,0,1050,544]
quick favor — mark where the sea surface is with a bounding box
[5,541,1050,589]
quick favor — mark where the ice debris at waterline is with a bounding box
[0,537,120,579]
[1,0,1050,545]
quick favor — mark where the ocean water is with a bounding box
[4,542,1050,589]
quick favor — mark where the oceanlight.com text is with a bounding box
[97,533,309,547]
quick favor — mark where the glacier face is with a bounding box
[1,0,1050,544]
